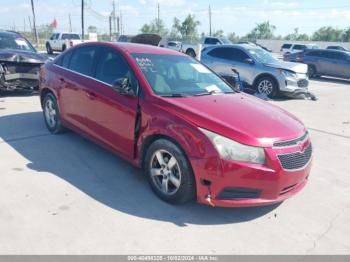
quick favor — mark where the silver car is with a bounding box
[201,44,309,98]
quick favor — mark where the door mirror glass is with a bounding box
[112,78,135,96]
[244,58,255,65]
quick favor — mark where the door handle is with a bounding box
[59,77,65,82]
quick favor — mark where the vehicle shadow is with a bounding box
[0,90,39,98]
[0,112,281,226]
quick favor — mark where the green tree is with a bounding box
[246,21,276,40]
[284,28,309,41]
[173,14,200,41]
[312,26,343,41]
[227,32,240,43]
[140,18,168,36]
[342,27,350,42]
[212,30,224,38]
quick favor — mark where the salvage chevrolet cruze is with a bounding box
[39,42,312,207]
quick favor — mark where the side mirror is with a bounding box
[244,58,255,65]
[112,78,135,96]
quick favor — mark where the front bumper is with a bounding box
[278,74,309,93]
[190,141,312,207]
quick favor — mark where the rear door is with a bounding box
[83,46,139,159]
[55,45,99,133]
[326,52,350,78]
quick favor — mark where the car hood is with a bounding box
[159,93,306,147]
[264,60,307,74]
[0,50,49,64]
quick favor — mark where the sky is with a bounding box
[1,0,350,37]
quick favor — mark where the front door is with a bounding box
[83,47,139,159]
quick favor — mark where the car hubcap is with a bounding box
[258,80,273,95]
[150,150,181,195]
[44,99,57,128]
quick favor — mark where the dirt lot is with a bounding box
[0,78,349,254]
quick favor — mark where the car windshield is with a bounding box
[0,34,36,52]
[220,38,233,44]
[132,53,235,97]
[247,48,278,64]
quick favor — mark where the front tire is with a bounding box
[43,93,65,134]
[144,139,196,204]
[255,76,278,98]
[46,43,53,55]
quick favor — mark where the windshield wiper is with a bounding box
[194,90,236,96]
[160,93,187,97]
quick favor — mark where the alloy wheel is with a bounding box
[44,99,57,129]
[150,149,181,195]
[257,79,273,95]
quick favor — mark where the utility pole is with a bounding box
[68,13,72,33]
[23,18,26,32]
[28,16,32,33]
[30,0,39,47]
[120,11,123,35]
[109,15,112,40]
[117,16,120,35]
[157,2,160,33]
[81,0,85,40]
[209,4,212,37]
[112,0,117,36]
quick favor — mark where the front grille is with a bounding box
[278,144,312,171]
[273,132,308,147]
[297,79,309,88]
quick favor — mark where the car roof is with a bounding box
[111,42,187,56]
[304,48,350,54]
[77,42,188,56]
[0,31,22,37]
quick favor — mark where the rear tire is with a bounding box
[307,65,317,78]
[186,49,196,58]
[46,43,53,55]
[255,76,278,98]
[144,139,196,204]
[43,93,65,134]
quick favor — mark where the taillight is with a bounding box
[296,55,303,62]
[69,41,73,47]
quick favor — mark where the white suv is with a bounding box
[281,43,318,55]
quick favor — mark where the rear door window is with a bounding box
[293,45,306,50]
[282,44,292,49]
[69,46,97,76]
[208,47,249,62]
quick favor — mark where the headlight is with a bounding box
[280,69,297,78]
[199,128,265,164]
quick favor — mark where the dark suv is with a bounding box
[286,49,350,79]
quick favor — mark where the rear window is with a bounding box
[293,45,306,50]
[69,46,97,76]
[205,38,221,45]
[62,34,80,40]
[282,44,292,49]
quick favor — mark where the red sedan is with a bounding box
[39,42,312,207]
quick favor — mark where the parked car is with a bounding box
[39,42,312,207]
[182,37,233,57]
[285,48,350,79]
[201,44,309,98]
[281,43,318,56]
[46,32,86,54]
[0,31,49,93]
[326,45,348,51]
[158,39,182,52]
